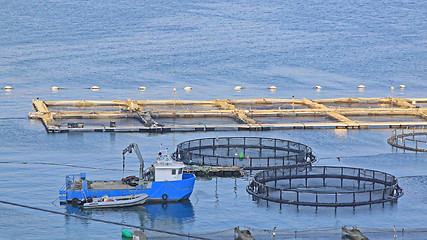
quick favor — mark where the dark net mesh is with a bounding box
[247,166,403,207]
[174,137,315,170]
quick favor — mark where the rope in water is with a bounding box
[0,200,211,240]
[2,161,426,179]
[0,161,137,172]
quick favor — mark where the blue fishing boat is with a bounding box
[59,144,196,205]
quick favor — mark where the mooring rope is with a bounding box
[399,175,427,178]
[0,200,211,240]
[0,117,27,120]
[0,161,137,172]
[166,180,192,191]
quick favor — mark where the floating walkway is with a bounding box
[28,97,427,133]
[184,166,243,177]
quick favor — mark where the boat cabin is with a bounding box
[152,155,185,182]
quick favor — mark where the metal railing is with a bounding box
[388,127,427,152]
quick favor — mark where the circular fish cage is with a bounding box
[388,128,427,152]
[246,165,403,207]
[173,137,316,170]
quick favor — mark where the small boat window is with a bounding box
[178,168,183,174]
[172,169,176,175]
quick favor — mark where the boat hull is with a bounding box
[60,173,196,203]
[82,194,149,209]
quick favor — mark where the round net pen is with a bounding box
[173,137,316,170]
[246,165,403,207]
[388,128,427,152]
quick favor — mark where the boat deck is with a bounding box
[89,181,152,190]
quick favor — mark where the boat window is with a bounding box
[172,169,176,175]
[178,168,183,174]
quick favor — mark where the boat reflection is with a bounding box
[64,200,195,231]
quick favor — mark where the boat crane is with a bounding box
[122,143,145,181]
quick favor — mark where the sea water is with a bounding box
[0,0,426,239]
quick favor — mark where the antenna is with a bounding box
[122,153,125,179]
[173,88,176,111]
[170,88,180,112]
[157,143,163,160]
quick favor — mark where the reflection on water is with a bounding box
[143,201,195,230]
[64,200,195,232]
[333,129,348,138]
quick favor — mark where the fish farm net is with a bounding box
[246,165,404,207]
[173,137,316,170]
[388,128,427,152]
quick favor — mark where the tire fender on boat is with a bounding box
[71,198,80,207]
[162,194,168,200]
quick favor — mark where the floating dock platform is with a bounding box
[184,166,243,177]
[28,97,427,133]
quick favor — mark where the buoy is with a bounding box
[342,226,369,240]
[234,86,243,90]
[184,86,192,91]
[4,86,13,91]
[234,227,255,240]
[51,86,59,91]
[91,86,100,91]
[268,86,277,90]
[315,86,322,90]
[132,230,146,240]
[139,86,146,91]
[358,85,366,89]
[399,85,406,89]
[121,229,133,238]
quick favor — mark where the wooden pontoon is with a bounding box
[28,97,427,133]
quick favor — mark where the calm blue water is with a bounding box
[0,0,426,239]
